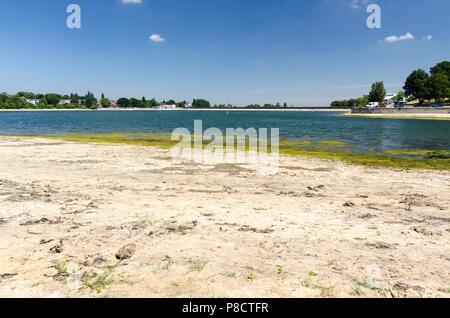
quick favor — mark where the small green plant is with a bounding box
[53,261,69,283]
[308,271,318,277]
[328,261,347,271]
[82,261,121,293]
[188,258,208,273]
[247,273,254,280]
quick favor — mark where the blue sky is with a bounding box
[0,0,449,106]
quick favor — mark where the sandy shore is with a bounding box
[0,136,449,298]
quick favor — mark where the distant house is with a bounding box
[158,104,177,110]
[185,102,193,108]
[385,93,406,103]
[110,100,118,106]
[26,99,40,106]
[59,99,71,105]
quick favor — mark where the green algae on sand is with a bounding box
[9,133,450,171]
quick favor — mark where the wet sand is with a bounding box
[0,136,449,298]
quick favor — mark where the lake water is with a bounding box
[0,110,449,157]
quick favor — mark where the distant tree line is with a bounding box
[245,102,288,108]
[331,61,450,107]
[0,91,211,110]
[0,91,99,109]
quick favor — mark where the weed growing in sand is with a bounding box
[247,273,254,280]
[327,261,347,271]
[82,261,122,293]
[301,278,334,297]
[161,257,173,270]
[352,277,387,297]
[52,261,69,283]
[188,258,208,273]
[308,271,318,277]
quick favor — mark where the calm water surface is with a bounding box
[0,111,449,156]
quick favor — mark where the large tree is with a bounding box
[100,97,111,107]
[403,69,430,102]
[44,93,61,106]
[192,99,210,108]
[430,61,450,78]
[368,81,386,103]
[84,91,97,108]
[118,97,130,107]
[429,73,449,102]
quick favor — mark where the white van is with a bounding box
[366,102,379,108]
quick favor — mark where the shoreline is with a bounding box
[0,136,449,298]
[344,113,450,120]
[0,108,351,112]
[5,133,449,171]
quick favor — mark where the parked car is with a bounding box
[365,102,379,108]
[376,104,386,108]
[432,103,443,107]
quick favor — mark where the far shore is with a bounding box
[0,108,351,112]
[344,113,450,120]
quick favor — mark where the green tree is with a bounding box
[118,97,130,107]
[4,95,28,109]
[146,98,158,107]
[0,93,8,107]
[192,99,210,108]
[129,98,141,107]
[393,91,405,102]
[38,97,48,108]
[403,69,430,102]
[45,94,61,106]
[429,73,449,102]
[430,61,450,78]
[101,98,111,107]
[84,91,97,107]
[368,81,386,103]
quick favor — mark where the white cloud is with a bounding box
[422,35,433,40]
[149,34,165,42]
[385,32,414,43]
[121,0,142,4]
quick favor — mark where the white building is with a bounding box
[385,93,406,103]
[26,99,40,106]
[158,104,177,110]
[59,99,71,105]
